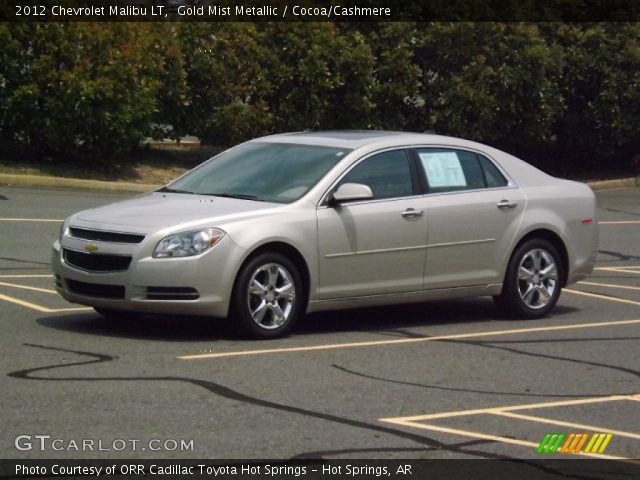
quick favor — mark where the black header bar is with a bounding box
[2,0,639,22]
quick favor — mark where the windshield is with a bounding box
[165,142,350,204]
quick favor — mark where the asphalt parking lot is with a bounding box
[0,185,638,461]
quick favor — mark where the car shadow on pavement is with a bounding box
[35,297,579,342]
[298,298,579,336]
[36,313,233,342]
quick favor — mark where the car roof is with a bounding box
[252,130,556,187]
[253,130,450,149]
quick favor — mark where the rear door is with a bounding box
[412,148,526,290]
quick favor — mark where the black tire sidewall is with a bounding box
[501,239,563,319]
[231,252,305,339]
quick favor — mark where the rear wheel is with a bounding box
[495,238,563,318]
[230,252,305,339]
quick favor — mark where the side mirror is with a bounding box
[329,183,373,206]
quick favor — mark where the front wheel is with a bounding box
[230,253,305,339]
[495,239,563,319]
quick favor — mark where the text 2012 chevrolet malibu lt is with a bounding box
[52,131,598,338]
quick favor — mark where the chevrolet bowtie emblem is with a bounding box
[84,243,98,253]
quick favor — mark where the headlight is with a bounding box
[153,228,225,258]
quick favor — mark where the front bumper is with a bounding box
[51,235,245,318]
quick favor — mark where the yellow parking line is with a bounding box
[0,218,63,222]
[383,419,538,448]
[0,293,91,313]
[381,394,638,460]
[492,411,640,440]
[578,281,640,291]
[385,394,638,422]
[178,318,640,360]
[595,265,640,270]
[379,419,626,460]
[565,288,640,306]
[0,274,53,278]
[595,267,640,274]
[598,221,640,225]
[0,281,56,294]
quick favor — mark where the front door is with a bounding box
[316,149,427,299]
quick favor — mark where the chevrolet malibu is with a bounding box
[52,131,598,338]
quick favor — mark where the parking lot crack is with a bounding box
[0,256,50,266]
[7,343,508,460]
[332,364,612,399]
[439,338,640,383]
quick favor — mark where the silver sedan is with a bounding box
[52,131,598,338]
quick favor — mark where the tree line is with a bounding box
[0,22,638,175]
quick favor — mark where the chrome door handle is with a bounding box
[401,208,424,218]
[497,200,518,210]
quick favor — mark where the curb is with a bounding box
[586,177,640,191]
[0,172,638,194]
[0,173,160,193]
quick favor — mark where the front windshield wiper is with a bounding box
[157,186,196,195]
[203,193,264,202]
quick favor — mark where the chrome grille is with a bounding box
[69,227,145,244]
[63,248,132,273]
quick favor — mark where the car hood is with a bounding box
[73,192,280,233]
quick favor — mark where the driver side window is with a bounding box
[338,150,414,200]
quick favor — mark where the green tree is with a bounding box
[0,23,163,159]
[178,23,273,146]
[414,23,564,157]
[257,23,374,132]
[148,24,189,142]
[360,22,423,131]
[543,23,640,172]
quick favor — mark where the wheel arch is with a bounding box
[235,241,311,304]
[510,229,569,287]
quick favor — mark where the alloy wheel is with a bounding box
[246,263,296,330]
[517,248,558,310]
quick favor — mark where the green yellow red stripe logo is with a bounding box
[537,433,613,454]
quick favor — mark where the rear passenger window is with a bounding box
[416,149,485,193]
[477,154,508,188]
[338,150,414,200]
[416,149,508,193]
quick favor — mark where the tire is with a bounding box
[230,252,305,339]
[495,238,563,319]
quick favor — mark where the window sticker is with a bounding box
[419,151,467,187]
